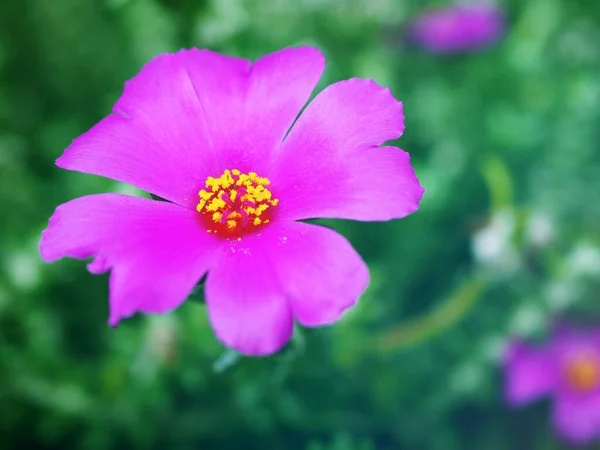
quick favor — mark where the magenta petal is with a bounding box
[503,340,557,405]
[272,143,423,222]
[270,221,368,326]
[553,392,600,444]
[40,194,220,324]
[205,236,294,356]
[58,47,325,208]
[409,5,505,54]
[280,77,406,151]
[270,78,423,221]
[204,221,368,355]
[239,46,325,163]
[58,50,248,208]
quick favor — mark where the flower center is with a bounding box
[196,169,278,237]
[564,354,600,393]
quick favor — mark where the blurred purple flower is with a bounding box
[504,325,600,444]
[39,46,424,356]
[408,3,505,53]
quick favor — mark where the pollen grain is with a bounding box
[196,169,278,237]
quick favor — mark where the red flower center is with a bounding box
[564,353,600,393]
[196,169,278,238]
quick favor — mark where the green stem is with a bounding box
[377,275,488,353]
[480,153,515,213]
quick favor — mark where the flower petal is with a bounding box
[40,194,220,324]
[409,5,505,54]
[270,221,369,326]
[205,235,293,356]
[281,77,406,150]
[241,46,325,163]
[271,143,423,222]
[553,392,600,444]
[58,50,247,208]
[503,340,557,405]
[57,47,324,208]
[269,79,423,221]
[204,220,367,355]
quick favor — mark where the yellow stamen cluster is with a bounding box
[196,169,278,233]
[565,355,600,393]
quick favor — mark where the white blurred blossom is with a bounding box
[472,209,519,272]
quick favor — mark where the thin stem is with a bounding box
[377,274,488,353]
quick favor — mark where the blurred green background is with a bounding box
[1,0,599,449]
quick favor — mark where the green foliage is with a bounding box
[0,0,599,448]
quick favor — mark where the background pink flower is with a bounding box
[408,3,505,53]
[504,325,600,444]
[39,46,424,356]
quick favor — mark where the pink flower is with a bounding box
[39,47,424,356]
[504,325,600,444]
[408,3,505,53]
